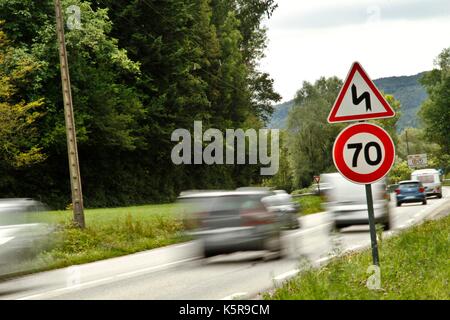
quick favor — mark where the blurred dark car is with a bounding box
[0,198,52,275]
[178,190,284,259]
[395,181,427,206]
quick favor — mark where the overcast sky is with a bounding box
[260,0,450,102]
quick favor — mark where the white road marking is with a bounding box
[16,257,197,300]
[345,244,365,252]
[290,222,333,236]
[221,292,248,300]
[273,269,299,281]
[316,256,332,264]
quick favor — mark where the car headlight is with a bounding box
[0,236,15,246]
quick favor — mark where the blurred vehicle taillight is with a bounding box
[395,189,400,195]
[199,211,209,228]
[240,209,273,226]
[419,187,425,193]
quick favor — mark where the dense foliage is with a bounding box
[286,77,345,188]
[0,0,280,208]
[419,47,450,172]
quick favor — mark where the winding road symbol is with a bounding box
[351,84,371,112]
[327,61,395,123]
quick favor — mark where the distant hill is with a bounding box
[268,100,295,129]
[269,72,428,132]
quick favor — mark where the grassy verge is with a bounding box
[265,214,450,300]
[6,203,190,275]
[294,195,324,215]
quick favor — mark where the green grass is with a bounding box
[34,203,177,225]
[6,203,190,276]
[295,195,324,215]
[265,215,450,300]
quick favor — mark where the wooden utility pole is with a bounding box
[54,0,85,228]
[405,129,410,155]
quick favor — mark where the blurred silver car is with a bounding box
[0,199,52,275]
[321,173,391,231]
[262,192,300,230]
[178,190,284,259]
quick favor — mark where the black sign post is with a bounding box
[365,184,379,266]
[314,176,321,196]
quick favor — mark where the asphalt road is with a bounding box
[1,187,449,300]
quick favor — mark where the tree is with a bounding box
[0,0,281,208]
[396,127,439,160]
[210,0,281,122]
[419,47,450,154]
[286,77,345,188]
[0,22,45,168]
[0,1,146,207]
[388,160,412,184]
[262,130,292,192]
[371,94,401,146]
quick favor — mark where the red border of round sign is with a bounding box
[333,123,395,184]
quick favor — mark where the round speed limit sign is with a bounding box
[333,123,395,184]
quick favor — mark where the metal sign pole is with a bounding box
[365,183,379,266]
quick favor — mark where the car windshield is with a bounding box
[213,195,267,212]
[399,183,420,189]
[262,194,292,207]
[178,194,266,216]
[416,175,434,183]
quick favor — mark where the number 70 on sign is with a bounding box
[332,123,395,185]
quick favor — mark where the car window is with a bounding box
[399,183,419,189]
[416,175,434,183]
[240,198,265,210]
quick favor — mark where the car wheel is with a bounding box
[422,199,427,205]
[437,193,443,199]
[265,235,282,251]
[332,222,342,233]
[263,236,284,261]
[203,246,215,258]
[396,202,401,207]
[291,217,301,229]
[383,220,391,231]
[263,248,285,261]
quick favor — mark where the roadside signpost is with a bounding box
[332,123,395,185]
[328,62,395,123]
[407,154,427,168]
[314,175,321,195]
[329,62,396,267]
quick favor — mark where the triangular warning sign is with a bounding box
[328,62,395,123]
